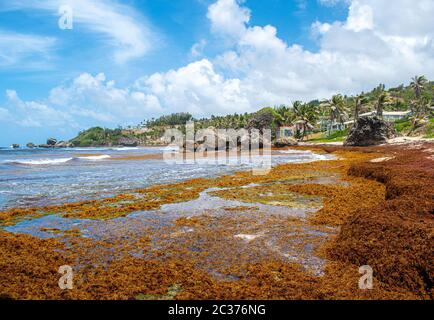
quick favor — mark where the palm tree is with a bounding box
[410,75,427,100]
[292,101,319,141]
[273,105,295,126]
[353,94,369,121]
[320,94,349,135]
[375,92,391,119]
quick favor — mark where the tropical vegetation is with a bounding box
[70,77,434,146]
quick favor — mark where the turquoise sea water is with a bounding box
[0,146,330,209]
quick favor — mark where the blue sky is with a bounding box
[0,0,433,145]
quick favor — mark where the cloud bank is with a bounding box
[2,0,434,135]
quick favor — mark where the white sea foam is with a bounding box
[4,154,111,165]
[4,158,74,165]
[111,147,139,151]
[278,149,331,161]
[160,146,180,152]
[278,149,310,154]
[77,155,111,161]
[72,148,111,151]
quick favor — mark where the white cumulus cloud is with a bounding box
[2,0,434,134]
[207,0,250,39]
[135,59,251,117]
[1,73,163,128]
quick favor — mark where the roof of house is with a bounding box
[359,110,411,117]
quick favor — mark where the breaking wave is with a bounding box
[3,155,111,166]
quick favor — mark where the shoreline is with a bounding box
[3,133,433,150]
[0,144,432,300]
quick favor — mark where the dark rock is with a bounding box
[180,129,271,152]
[274,137,298,148]
[26,143,36,149]
[117,137,139,147]
[38,144,52,148]
[344,116,396,147]
[47,138,57,146]
[11,144,20,149]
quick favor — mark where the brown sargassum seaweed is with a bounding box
[0,145,432,300]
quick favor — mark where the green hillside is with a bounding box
[70,77,434,146]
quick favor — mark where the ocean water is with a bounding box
[0,146,331,209]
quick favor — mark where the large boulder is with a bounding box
[26,142,35,149]
[117,137,139,147]
[47,138,58,146]
[274,137,298,148]
[344,116,396,147]
[180,128,272,152]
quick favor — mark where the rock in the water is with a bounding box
[344,116,396,147]
[47,138,57,146]
[179,128,271,152]
[38,144,52,148]
[11,144,20,149]
[26,142,35,149]
[274,137,298,148]
[117,137,139,147]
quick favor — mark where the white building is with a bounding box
[341,110,412,128]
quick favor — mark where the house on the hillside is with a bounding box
[276,126,294,139]
[339,110,412,130]
[277,121,313,138]
[359,110,411,122]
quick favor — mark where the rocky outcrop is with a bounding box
[26,143,35,149]
[181,128,271,152]
[274,137,299,148]
[344,116,396,147]
[11,144,20,149]
[117,137,139,147]
[37,138,73,148]
[47,138,57,146]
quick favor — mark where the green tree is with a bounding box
[375,92,391,119]
[292,101,319,141]
[272,105,295,126]
[353,94,369,120]
[320,94,349,134]
[410,75,427,100]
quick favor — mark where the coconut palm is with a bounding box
[374,92,391,118]
[292,101,319,141]
[320,94,349,134]
[273,105,295,126]
[353,94,369,120]
[410,75,427,100]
